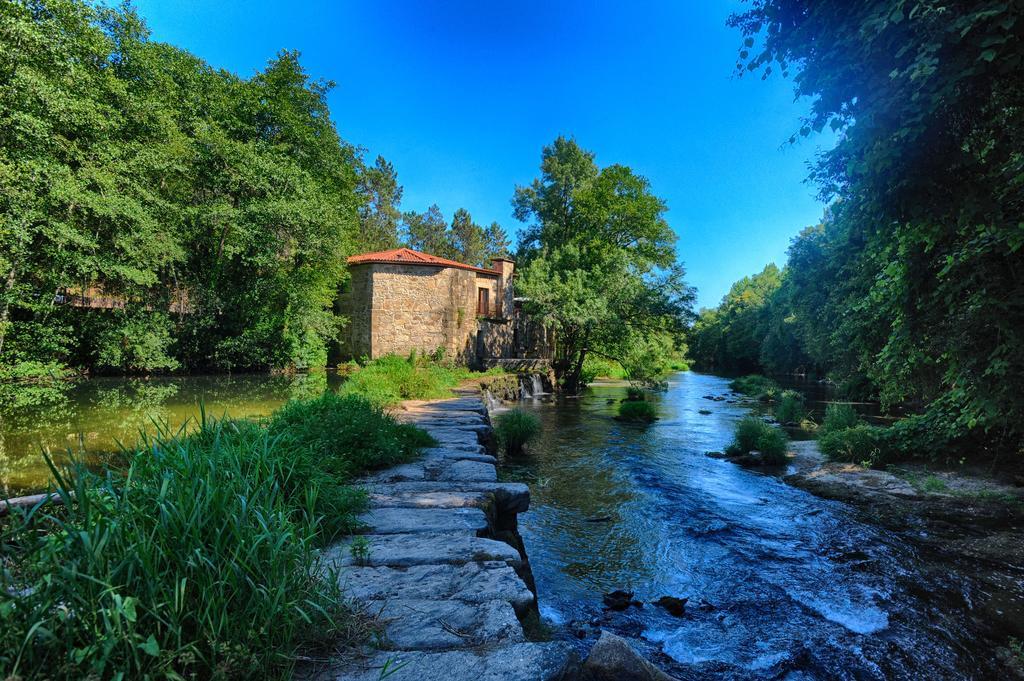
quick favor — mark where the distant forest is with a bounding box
[691,0,1024,460]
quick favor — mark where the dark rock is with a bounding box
[581,631,679,681]
[653,595,687,617]
[702,395,716,400]
[585,515,613,523]
[705,451,727,459]
[698,409,712,415]
[603,589,642,611]
[696,598,716,611]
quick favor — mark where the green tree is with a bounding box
[355,155,403,252]
[402,204,457,259]
[514,137,694,393]
[450,208,488,266]
[730,0,1024,457]
[484,221,512,261]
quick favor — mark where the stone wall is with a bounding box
[349,263,500,361]
[338,264,373,359]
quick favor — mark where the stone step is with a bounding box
[360,459,497,484]
[328,532,521,568]
[297,642,577,681]
[421,447,497,464]
[397,414,488,426]
[366,481,530,514]
[357,507,488,535]
[368,598,524,651]
[337,562,534,614]
[422,429,483,445]
[409,421,491,434]
[368,488,493,510]
[400,399,487,414]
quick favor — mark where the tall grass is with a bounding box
[725,416,788,464]
[617,400,658,423]
[728,374,780,401]
[774,390,806,424]
[494,408,541,456]
[340,354,502,405]
[0,393,430,679]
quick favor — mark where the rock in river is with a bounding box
[653,595,687,617]
[581,631,679,681]
[602,589,642,611]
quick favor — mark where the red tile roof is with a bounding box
[347,248,500,276]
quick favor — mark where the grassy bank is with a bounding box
[340,353,503,405]
[0,393,432,680]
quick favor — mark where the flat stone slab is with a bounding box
[357,507,488,535]
[368,598,524,650]
[422,429,482,446]
[422,448,497,464]
[328,532,521,567]
[298,642,577,681]
[400,399,487,415]
[360,459,496,484]
[366,481,530,514]
[414,422,492,435]
[338,562,534,613]
[368,488,494,510]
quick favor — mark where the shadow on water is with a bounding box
[0,371,340,496]
[502,372,995,680]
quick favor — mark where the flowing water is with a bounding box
[503,372,996,680]
[0,372,339,496]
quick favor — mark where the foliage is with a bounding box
[356,155,403,251]
[581,355,627,382]
[269,392,434,485]
[513,137,695,393]
[494,408,541,456]
[0,0,426,377]
[819,424,891,467]
[820,403,861,437]
[0,390,432,678]
[401,205,512,267]
[625,386,645,401]
[338,354,484,405]
[774,389,806,425]
[722,0,1024,461]
[725,416,788,464]
[617,400,658,423]
[728,374,780,401]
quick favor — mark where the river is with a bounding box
[1,370,1001,678]
[503,372,995,680]
[0,371,340,496]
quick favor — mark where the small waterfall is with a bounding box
[531,374,546,396]
[520,378,532,399]
[483,389,503,412]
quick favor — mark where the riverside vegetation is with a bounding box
[689,1,1024,470]
[0,392,433,680]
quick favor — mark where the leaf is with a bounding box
[122,596,137,623]
[138,634,160,657]
[980,49,997,62]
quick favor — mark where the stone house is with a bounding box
[337,248,548,365]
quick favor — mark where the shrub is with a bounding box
[617,400,658,423]
[625,386,645,401]
[775,390,806,424]
[581,356,627,382]
[725,416,788,464]
[494,408,541,455]
[728,374,780,401]
[819,424,891,466]
[339,354,461,404]
[1,424,344,679]
[0,394,433,679]
[820,403,860,436]
[270,392,434,479]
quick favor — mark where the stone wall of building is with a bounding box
[361,263,501,361]
[338,264,373,359]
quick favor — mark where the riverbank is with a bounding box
[296,390,577,681]
[783,440,1024,673]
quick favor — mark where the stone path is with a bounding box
[297,395,575,681]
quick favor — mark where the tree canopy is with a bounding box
[514,137,694,392]
[696,0,1024,459]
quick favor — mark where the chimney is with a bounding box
[491,257,515,318]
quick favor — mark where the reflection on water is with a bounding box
[0,372,339,496]
[504,372,993,680]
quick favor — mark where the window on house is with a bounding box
[477,288,489,316]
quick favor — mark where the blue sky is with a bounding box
[132,0,834,308]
